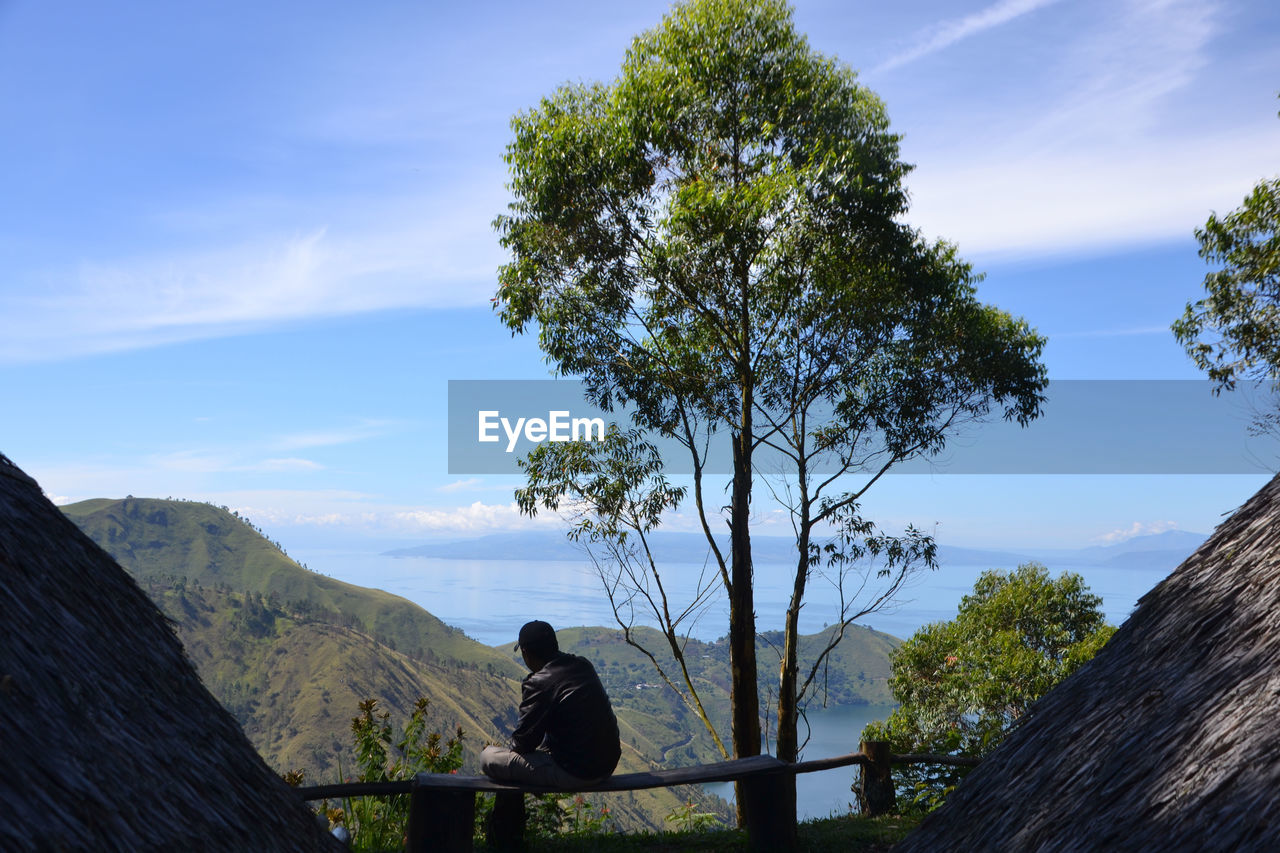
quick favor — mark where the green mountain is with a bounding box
[63,497,899,829]
[63,497,521,676]
[141,578,517,777]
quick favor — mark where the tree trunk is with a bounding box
[774,524,808,835]
[729,427,760,829]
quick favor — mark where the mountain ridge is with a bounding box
[383,528,1209,569]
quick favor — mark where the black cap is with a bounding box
[514,620,558,657]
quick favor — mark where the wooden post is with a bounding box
[486,791,526,852]
[740,772,795,852]
[407,786,476,853]
[858,741,896,816]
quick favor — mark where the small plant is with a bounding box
[524,793,567,837]
[665,799,722,832]
[564,794,613,837]
[328,697,465,852]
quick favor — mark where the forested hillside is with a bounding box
[63,497,519,676]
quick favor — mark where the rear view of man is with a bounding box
[480,620,621,786]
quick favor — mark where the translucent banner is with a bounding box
[447,379,1280,475]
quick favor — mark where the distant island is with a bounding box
[384,528,1207,571]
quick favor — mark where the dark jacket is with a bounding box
[511,652,621,780]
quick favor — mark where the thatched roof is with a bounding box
[0,454,341,851]
[896,473,1280,852]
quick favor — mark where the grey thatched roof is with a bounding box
[0,454,341,852]
[896,473,1280,853]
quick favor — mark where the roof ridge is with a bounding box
[0,452,38,488]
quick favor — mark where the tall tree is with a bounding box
[494,0,1046,835]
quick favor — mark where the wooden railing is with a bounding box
[295,742,979,852]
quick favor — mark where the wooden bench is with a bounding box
[297,745,909,852]
[405,751,870,852]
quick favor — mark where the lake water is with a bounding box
[701,703,898,819]
[289,547,1172,820]
[290,548,1172,645]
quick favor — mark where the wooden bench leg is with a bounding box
[486,791,526,852]
[740,773,795,852]
[407,787,477,853]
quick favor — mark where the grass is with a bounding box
[510,813,922,852]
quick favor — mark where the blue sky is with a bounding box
[2,0,1278,550]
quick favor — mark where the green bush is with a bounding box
[327,697,465,851]
[862,563,1115,811]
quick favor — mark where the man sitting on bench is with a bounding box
[480,620,621,787]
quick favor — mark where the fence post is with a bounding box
[858,741,896,816]
[740,771,794,852]
[406,783,476,853]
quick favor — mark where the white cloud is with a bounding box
[0,0,1268,362]
[877,0,1064,73]
[256,458,325,472]
[905,125,1280,259]
[232,506,385,528]
[884,0,1280,261]
[1019,0,1220,145]
[274,419,399,450]
[0,184,510,365]
[147,449,327,474]
[148,449,236,474]
[224,497,567,536]
[392,501,561,533]
[437,478,483,493]
[1097,520,1179,543]
[435,478,528,494]
[1049,326,1175,339]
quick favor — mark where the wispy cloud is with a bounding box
[435,478,527,494]
[0,184,509,365]
[893,0,1271,260]
[391,501,558,533]
[1097,520,1179,543]
[1049,326,1178,340]
[876,0,1063,73]
[906,114,1276,261]
[274,419,399,451]
[25,456,374,508]
[256,457,325,472]
[150,450,326,475]
[437,478,483,493]
[1021,0,1220,144]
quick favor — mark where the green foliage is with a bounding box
[565,794,616,837]
[525,793,570,838]
[666,799,724,831]
[861,563,1115,810]
[326,698,464,852]
[473,792,616,844]
[1174,173,1280,391]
